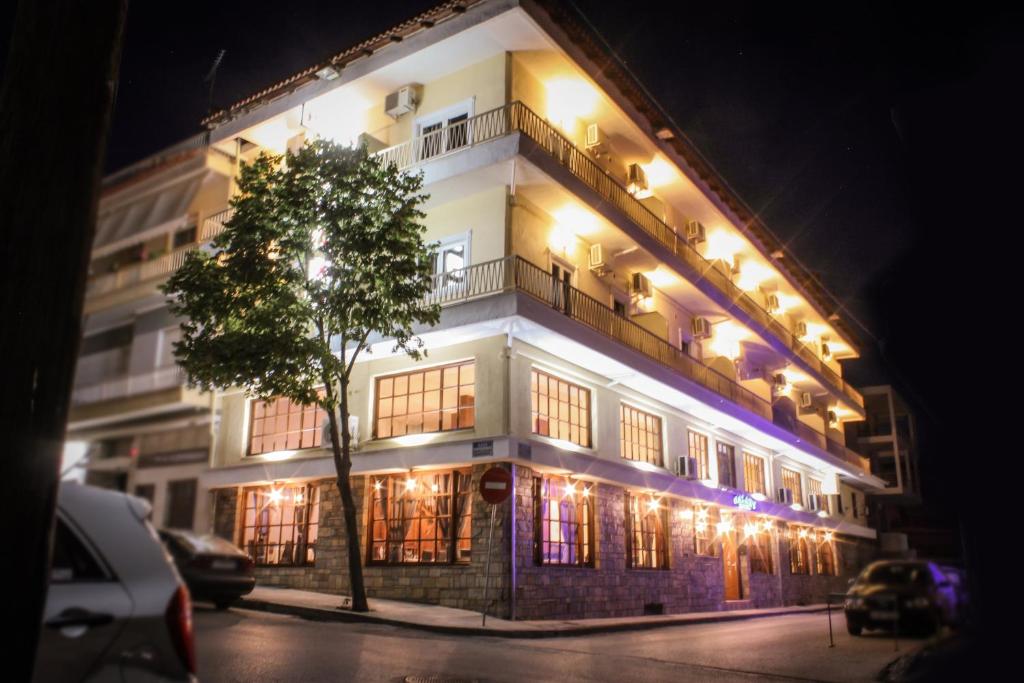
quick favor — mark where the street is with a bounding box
[194,605,931,682]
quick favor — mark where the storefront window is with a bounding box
[534,476,594,567]
[531,369,591,447]
[789,527,811,575]
[240,484,320,566]
[374,362,475,439]
[748,522,774,574]
[626,493,668,569]
[816,532,838,576]
[693,505,720,557]
[620,404,663,466]
[367,470,472,564]
[249,395,323,455]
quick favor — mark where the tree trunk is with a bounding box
[328,379,369,612]
[0,1,127,678]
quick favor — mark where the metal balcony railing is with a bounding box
[72,365,185,405]
[375,101,862,411]
[200,207,235,241]
[85,244,198,298]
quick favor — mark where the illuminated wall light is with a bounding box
[269,487,284,505]
[761,519,773,533]
[703,230,746,267]
[582,486,591,498]
[743,523,757,538]
[405,477,417,493]
[735,261,775,292]
[680,508,694,521]
[647,497,661,512]
[695,522,708,534]
[716,520,732,535]
[640,156,677,189]
[775,292,801,314]
[708,321,749,360]
[643,267,678,288]
[552,206,600,237]
[566,481,577,498]
[548,223,578,255]
[431,482,440,493]
[824,531,834,543]
[545,78,600,130]
[373,479,383,492]
[798,528,809,539]
[294,491,304,505]
[696,508,709,522]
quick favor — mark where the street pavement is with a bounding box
[194,604,936,682]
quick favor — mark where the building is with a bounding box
[62,135,236,531]
[111,0,890,618]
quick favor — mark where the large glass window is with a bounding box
[534,476,594,567]
[748,521,774,574]
[688,430,710,480]
[743,452,767,496]
[807,478,831,514]
[620,404,663,466]
[367,470,473,565]
[693,505,720,557]
[816,532,838,576]
[626,493,668,569]
[789,526,810,575]
[716,442,736,488]
[249,395,323,455]
[374,362,475,439]
[240,484,320,566]
[780,467,803,506]
[531,369,591,447]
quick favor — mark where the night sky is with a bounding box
[1,2,1016,513]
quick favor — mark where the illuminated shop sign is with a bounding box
[732,494,757,511]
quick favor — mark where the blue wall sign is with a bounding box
[732,494,757,511]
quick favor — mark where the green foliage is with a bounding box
[162,139,440,411]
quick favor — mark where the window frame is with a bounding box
[625,492,669,570]
[748,525,774,574]
[716,441,737,488]
[816,532,838,576]
[530,368,592,448]
[247,394,325,456]
[372,361,476,440]
[533,476,595,568]
[789,527,811,575]
[743,452,767,496]
[238,483,321,567]
[688,430,710,481]
[619,403,664,466]
[780,466,804,506]
[366,469,473,566]
[693,504,720,557]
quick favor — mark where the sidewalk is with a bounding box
[237,586,835,638]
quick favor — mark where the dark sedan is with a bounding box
[844,560,956,636]
[159,529,256,609]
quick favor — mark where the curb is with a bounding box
[235,598,831,639]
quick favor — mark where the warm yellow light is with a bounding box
[552,205,600,237]
[743,523,757,538]
[803,322,828,340]
[546,78,600,129]
[798,528,809,539]
[824,531,834,543]
[644,267,677,288]
[431,482,439,493]
[647,498,661,512]
[566,481,577,497]
[695,522,707,534]
[761,519,773,533]
[641,156,678,188]
[735,261,775,292]
[268,488,284,505]
[782,368,811,385]
[582,486,590,498]
[696,508,709,521]
[548,223,578,255]
[373,479,383,492]
[709,321,749,360]
[405,477,417,493]
[680,508,694,521]
[293,491,304,505]
[716,520,732,535]
[704,230,746,266]
[303,89,373,147]
[775,292,802,314]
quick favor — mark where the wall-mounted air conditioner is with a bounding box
[631,272,652,298]
[321,413,360,448]
[765,293,781,314]
[626,163,650,198]
[795,321,808,338]
[384,85,420,119]
[777,487,794,505]
[585,123,607,155]
[677,455,699,480]
[691,317,711,340]
[827,410,838,428]
[820,341,832,361]
[807,494,821,512]
[685,220,706,244]
[772,373,788,389]
[799,392,813,409]
[589,243,606,272]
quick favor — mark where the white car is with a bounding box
[34,483,196,682]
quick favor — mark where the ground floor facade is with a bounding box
[210,461,873,620]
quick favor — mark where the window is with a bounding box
[807,478,831,514]
[716,442,736,488]
[693,505,719,557]
[620,404,663,466]
[249,395,323,455]
[534,476,594,567]
[749,525,774,574]
[375,362,475,439]
[239,484,320,566]
[367,470,473,564]
[435,235,469,289]
[789,527,810,575]
[418,106,471,160]
[816,533,838,576]
[51,518,108,582]
[743,453,767,496]
[625,493,668,569]
[531,369,591,447]
[780,467,803,506]
[688,430,710,480]
[165,479,197,529]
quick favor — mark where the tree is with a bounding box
[163,139,439,612]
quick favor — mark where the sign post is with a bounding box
[479,465,512,627]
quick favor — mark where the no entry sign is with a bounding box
[479,466,512,505]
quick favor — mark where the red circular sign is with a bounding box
[479,466,512,505]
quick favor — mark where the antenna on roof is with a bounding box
[204,49,227,116]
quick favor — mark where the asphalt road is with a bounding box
[194,605,934,682]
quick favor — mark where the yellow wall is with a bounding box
[423,185,508,266]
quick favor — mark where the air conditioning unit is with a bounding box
[807,494,821,512]
[795,321,808,338]
[691,317,712,339]
[626,163,650,198]
[765,293,781,314]
[321,413,360,448]
[799,392,813,409]
[384,85,419,119]
[827,410,838,428]
[685,220,706,244]
[588,243,606,272]
[777,487,794,505]
[820,342,832,361]
[772,373,788,389]
[677,455,699,480]
[631,272,652,298]
[585,123,607,155]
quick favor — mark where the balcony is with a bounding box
[374,101,862,412]
[426,255,868,474]
[72,365,186,405]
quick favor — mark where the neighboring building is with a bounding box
[121,0,890,618]
[63,135,236,531]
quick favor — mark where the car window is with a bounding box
[51,518,108,583]
[864,563,932,586]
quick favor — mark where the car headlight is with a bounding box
[844,597,864,609]
[905,597,930,609]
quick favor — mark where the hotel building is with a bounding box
[90,0,892,618]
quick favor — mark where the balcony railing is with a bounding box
[72,365,185,405]
[200,207,235,241]
[826,436,871,473]
[377,101,862,410]
[85,244,197,298]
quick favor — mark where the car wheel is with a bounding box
[214,599,236,611]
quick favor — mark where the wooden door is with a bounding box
[723,531,741,601]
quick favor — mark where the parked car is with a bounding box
[35,483,195,682]
[844,559,957,636]
[158,529,255,609]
